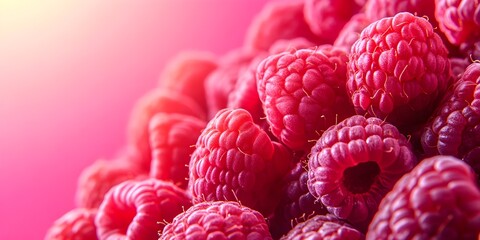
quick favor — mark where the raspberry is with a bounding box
[127,89,206,171]
[45,208,97,240]
[149,113,206,189]
[449,56,471,80]
[365,0,436,24]
[268,37,316,55]
[281,214,365,240]
[334,13,371,52]
[188,108,293,216]
[244,0,323,51]
[303,0,361,44]
[204,48,260,119]
[307,115,417,230]
[76,159,146,209]
[160,201,272,240]
[421,62,480,179]
[268,160,328,239]
[367,155,480,239]
[347,12,451,129]
[158,51,218,113]
[256,45,355,151]
[435,0,480,45]
[227,53,268,126]
[95,179,191,240]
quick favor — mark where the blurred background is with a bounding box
[0,0,271,238]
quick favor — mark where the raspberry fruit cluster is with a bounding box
[46,1,480,239]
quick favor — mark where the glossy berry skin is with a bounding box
[188,108,293,216]
[257,45,354,151]
[367,155,480,239]
[334,13,371,52]
[45,208,97,240]
[160,201,272,240]
[348,12,451,129]
[421,62,480,180]
[95,179,191,240]
[149,113,206,189]
[365,0,436,23]
[308,115,417,230]
[281,214,365,240]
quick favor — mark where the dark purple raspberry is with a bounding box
[367,155,480,239]
[160,201,272,240]
[281,214,365,240]
[188,108,293,216]
[256,45,355,151]
[435,0,480,45]
[45,208,97,240]
[421,62,480,180]
[95,179,191,240]
[307,115,417,230]
[76,159,145,209]
[303,0,361,43]
[244,0,324,51]
[158,51,218,113]
[204,48,260,119]
[149,113,206,189]
[127,89,206,171]
[348,12,451,130]
[268,160,328,239]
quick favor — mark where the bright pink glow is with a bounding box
[0,1,271,238]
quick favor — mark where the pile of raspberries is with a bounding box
[45,0,480,239]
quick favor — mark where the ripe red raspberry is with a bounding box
[158,51,218,113]
[268,37,316,55]
[95,179,191,240]
[204,48,260,119]
[149,113,206,189]
[334,13,371,52]
[365,0,436,24]
[303,0,361,44]
[348,12,451,129]
[127,89,206,171]
[435,0,480,45]
[307,115,417,230]
[244,0,323,51]
[367,155,480,239]
[160,201,272,240]
[421,62,480,179]
[188,108,293,216]
[227,53,268,126]
[45,208,97,240]
[281,214,365,240]
[257,45,355,151]
[268,160,328,239]
[76,159,146,209]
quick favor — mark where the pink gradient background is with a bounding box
[0,1,272,238]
